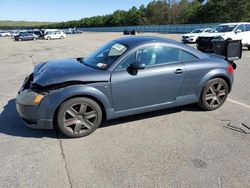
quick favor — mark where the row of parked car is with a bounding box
[0,28,83,41]
[12,29,67,41]
[181,22,250,50]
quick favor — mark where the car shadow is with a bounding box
[0,99,58,138]
[0,98,203,138]
[101,104,201,128]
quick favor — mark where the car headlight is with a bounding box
[17,90,47,105]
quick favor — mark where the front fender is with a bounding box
[38,84,111,123]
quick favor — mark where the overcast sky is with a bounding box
[0,0,152,22]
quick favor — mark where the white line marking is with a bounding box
[227,98,250,109]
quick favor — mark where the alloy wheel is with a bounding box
[205,82,226,108]
[63,103,97,134]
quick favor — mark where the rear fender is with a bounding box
[198,68,232,94]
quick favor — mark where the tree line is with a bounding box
[1,0,250,29]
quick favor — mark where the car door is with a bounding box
[110,45,185,111]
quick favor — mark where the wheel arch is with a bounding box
[39,85,111,129]
[53,94,107,129]
[198,69,233,98]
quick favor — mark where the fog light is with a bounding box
[33,94,45,104]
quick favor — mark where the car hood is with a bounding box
[32,58,110,87]
[198,32,227,38]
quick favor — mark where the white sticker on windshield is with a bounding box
[112,44,126,51]
[97,63,107,68]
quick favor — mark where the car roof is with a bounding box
[116,36,184,47]
[219,22,250,26]
[115,36,208,59]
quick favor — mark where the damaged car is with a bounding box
[16,36,234,138]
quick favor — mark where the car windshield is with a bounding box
[213,25,237,33]
[191,29,203,33]
[83,41,128,70]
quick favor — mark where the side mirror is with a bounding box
[130,61,145,70]
[235,29,242,34]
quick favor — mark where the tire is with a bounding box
[47,37,51,40]
[33,37,37,40]
[131,30,137,35]
[198,78,229,111]
[57,97,102,138]
[19,38,22,41]
[60,36,64,39]
[248,46,250,50]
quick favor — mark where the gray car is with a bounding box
[16,36,234,138]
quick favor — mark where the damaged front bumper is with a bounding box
[16,75,54,129]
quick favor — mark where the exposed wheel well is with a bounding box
[53,95,107,129]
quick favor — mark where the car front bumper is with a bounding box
[182,37,196,43]
[16,89,54,130]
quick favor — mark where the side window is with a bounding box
[181,50,198,62]
[116,45,198,71]
[116,53,135,70]
[153,46,181,65]
[245,24,250,31]
[236,24,245,32]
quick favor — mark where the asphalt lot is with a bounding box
[0,33,250,188]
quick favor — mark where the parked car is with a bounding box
[14,33,38,41]
[123,30,138,35]
[181,28,213,43]
[11,30,27,38]
[44,31,66,40]
[0,31,11,37]
[16,36,234,138]
[198,22,250,50]
[62,29,82,34]
[27,30,43,38]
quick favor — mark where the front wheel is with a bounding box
[198,78,229,111]
[57,97,102,138]
[60,36,64,39]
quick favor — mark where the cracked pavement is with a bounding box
[0,33,250,188]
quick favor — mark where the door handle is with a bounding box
[175,68,183,74]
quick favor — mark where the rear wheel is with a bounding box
[47,36,51,40]
[57,97,102,138]
[198,78,228,111]
[18,38,22,41]
[60,36,64,39]
[33,37,37,40]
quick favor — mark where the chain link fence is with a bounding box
[79,23,219,33]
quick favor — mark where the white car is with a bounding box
[44,31,66,40]
[0,31,11,37]
[181,28,213,43]
[198,22,250,50]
